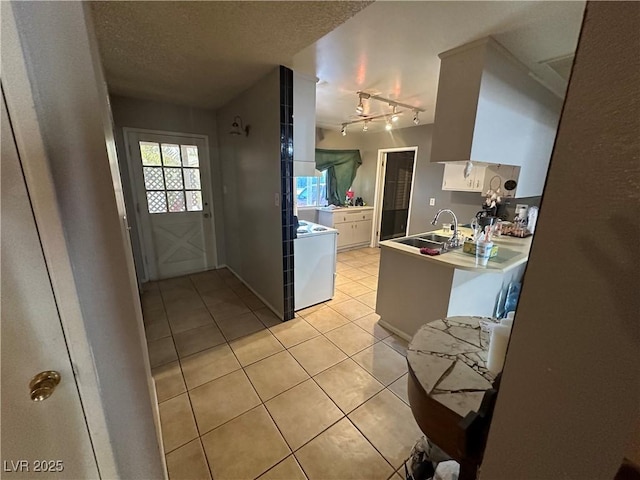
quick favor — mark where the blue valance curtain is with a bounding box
[315,149,362,206]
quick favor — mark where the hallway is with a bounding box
[142,247,421,480]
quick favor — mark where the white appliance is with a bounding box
[294,221,338,310]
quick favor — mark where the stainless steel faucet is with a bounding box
[431,209,461,248]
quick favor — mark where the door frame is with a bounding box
[371,146,418,247]
[123,127,216,281]
[1,4,119,475]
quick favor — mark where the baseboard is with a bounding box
[378,318,413,342]
[222,265,284,322]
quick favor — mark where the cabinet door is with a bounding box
[442,164,473,191]
[352,219,373,245]
[472,166,486,192]
[335,222,352,248]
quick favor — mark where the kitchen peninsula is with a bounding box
[376,227,532,339]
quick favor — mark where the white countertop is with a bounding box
[380,227,532,273]
[316,206,374,212]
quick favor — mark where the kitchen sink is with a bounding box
[395,237,445,251]
[418,233,452,243]
[393,231,462,252]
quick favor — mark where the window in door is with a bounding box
[140,141,203,214]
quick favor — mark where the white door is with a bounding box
[126,130,216,280]
[1,95,99,478]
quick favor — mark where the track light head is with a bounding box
[391,104,399,122]
[385,119,393,131]
[355,93,365,115]
[363,121,369,132]
[413,110,420,125]
[341,124,347,136]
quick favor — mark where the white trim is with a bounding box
[370,147,418,247]
[123,127,216,280]
[377,319,412,342]
[1,5,116,476]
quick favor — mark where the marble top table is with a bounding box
[406,316,499,480]
[407,316,496,417]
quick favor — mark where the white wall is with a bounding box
[481,2,640,477]
[7,3,164,478]
[216,68,285,317]
[110,95,226,274]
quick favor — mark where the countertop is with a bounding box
[407,316,496,418]
[380,227,532,273]
[316,205,374,212]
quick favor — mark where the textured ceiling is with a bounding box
[91,1,585,133]
[90,1,371,108]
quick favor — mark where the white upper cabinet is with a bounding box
[441,163,486,192]
[430,37,564,198]
[293,72,317,177]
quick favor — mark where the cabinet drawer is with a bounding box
[343,210,373,222]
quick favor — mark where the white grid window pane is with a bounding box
[143,167,164,190]
[140,142,161,166]
[181,145,199,167]
[183,168,201,190]
[167,191,186,212]
[186,191,203,211]
[161,144,181,166]
[164,168,183,190]
[146,191,167,213]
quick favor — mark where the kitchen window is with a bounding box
[296,170,328,208]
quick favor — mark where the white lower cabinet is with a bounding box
[317,207,374,251]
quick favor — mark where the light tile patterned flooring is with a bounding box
[142,247,422,480]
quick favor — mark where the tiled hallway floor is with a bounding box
[141,247,422,480]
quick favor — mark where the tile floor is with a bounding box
[142,247,422,480]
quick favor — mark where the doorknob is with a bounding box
[29,371,61,402]
[203,213,210,218]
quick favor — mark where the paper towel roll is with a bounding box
[487,325,511,375]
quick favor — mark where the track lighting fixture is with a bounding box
[413,110,420,125]
[355,92,370,115]
[391,105,399,122]
[345,91,425,131]
[341,124,347,136]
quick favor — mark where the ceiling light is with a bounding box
[413,110,420,125]
[391,105,399,122]
[385,118,393,131]
[341,124,347,136]
[355,93,365,115]
[363,121,369,132]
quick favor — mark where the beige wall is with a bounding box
[110,95,226,274]
[481,2,640,477]
[216,68,284,317]
[318,125,487,233]
[8,2,164,477]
